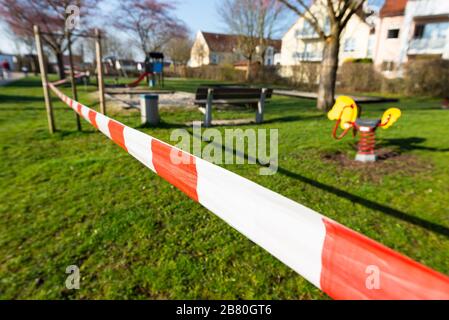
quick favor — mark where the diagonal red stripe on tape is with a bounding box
[151,140,198,201]
[320,218,449,300]
[108,120,127,152]
[88,110,98,129]
[76,103,82,115]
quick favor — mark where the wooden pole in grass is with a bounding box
[95,29,106,115]
[34,25,56,134]
[67,31,82,131]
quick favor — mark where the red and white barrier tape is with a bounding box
[48,82,449,300]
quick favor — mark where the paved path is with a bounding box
[273,89,399,104]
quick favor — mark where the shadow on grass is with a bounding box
[0,94,44,103]
[379,137,449,153]
[264,114,323,124]
[57,129,98,138]
[276,166,449,238]
[137,121,186,130]
[191,131,449,238]
[1,78,42,88]
[0,106,45,112]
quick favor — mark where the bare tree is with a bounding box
[166,36,192,71]
[278,0,367,111]
[103,33,136,60]
[256,0,287,65]
[219,0,286,81]
[113,0,188,56]
[0,0,100,79]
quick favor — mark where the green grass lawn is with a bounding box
[1,76,448,299]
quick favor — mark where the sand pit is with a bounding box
[105,91,196,110]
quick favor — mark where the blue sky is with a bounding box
[175,0,224,34]
[174,0,296,35]
[0,0,384,54]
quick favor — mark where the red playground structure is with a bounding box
[126,52,164,88]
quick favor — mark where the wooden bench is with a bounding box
[194,87,273,127]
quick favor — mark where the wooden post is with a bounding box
[34,25,56,134]
[95,29,106,115]
[67,31,81,131]
[256,88,267,124]
[205,88,213,127]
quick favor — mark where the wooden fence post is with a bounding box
[67,31,81,131]
[34,25,56,134]
[95,29,106,115]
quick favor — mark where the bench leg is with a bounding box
[256,88,267,124]
[204,89,213,127]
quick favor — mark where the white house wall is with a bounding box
[190,32,210,67]
[339,15,374,62]
[373,15,405,66]
[399,0,449,64]
[280,10,373,68]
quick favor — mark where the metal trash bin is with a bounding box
[140,94,159,125]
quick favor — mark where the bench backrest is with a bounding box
[195,87,273,101]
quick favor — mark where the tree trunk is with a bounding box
[246,56,252,82]
[317,35,340,111]
[32,56,38,76]
[56,51,66,80]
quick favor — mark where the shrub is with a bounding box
[251,65,287,85]
[286,63,320,91]
[403,58,449,97]
[380,78,404,95]
[337,61,382,92]
[181,65,246,82]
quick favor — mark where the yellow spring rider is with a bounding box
[328,96,401,162]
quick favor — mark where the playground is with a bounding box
[1,75,449,299]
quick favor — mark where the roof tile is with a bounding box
[380,0,408,18]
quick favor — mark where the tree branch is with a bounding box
[278,0,326,40]
[340,0,365,31]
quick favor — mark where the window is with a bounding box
[367,37,375,57]
[210,54,219,65]
[344,38,356,52]
[292,43,322,61]
[414,25,425,39]
[420,22,449,39]
[382,61,396,72]
[387,29,400,39]
[324,16,331,35]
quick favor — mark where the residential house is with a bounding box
[189,31,281,68]
[279,1,377,76]
[0,52,17,71]
[374,0,449,77]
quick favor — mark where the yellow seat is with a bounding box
[328,96,358,129]
[381,108,401,129]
